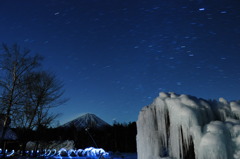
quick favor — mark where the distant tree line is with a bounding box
[8,121,137,154]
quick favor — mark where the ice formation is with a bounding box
[137,92,240,159]
[0,149,15,157]
[48,147,108,158]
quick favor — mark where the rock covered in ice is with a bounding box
[137,92,240,159]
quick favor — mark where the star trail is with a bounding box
[1,0,240,124]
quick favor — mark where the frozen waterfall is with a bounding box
[137,92,240,159]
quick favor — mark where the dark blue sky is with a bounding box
[1,0,240,124]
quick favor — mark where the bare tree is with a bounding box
[12,71,67,130]
[0,44,68,156]
[0,44,42,143]
[14,71,67,156]
[0,44,42,157]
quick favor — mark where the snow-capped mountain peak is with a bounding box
[61,113,110,129]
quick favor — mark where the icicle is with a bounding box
[137,92,240,159]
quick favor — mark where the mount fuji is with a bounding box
[61,113,110,130]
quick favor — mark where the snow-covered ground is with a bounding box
[6,141,136,159]
[10,153,137,159]
[137,92,240,159]
[8,148,136,159]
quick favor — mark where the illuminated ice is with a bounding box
[67,149,76,157]
[0,149,15,157]
[0,146,109,158]
[7,150,14,157]
[81,147,107,157]
[57,148,69,157]
[76,149,83,156]
[137,92,240,159]
[38,147,109,158]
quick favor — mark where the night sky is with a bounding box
[1,0,240,124]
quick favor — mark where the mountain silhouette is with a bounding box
[61,113,110,129]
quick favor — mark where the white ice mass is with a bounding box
[137,92,240,159]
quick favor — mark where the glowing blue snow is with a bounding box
[0,149,15,157]
[42,147,109,158]
[0,147,109,158]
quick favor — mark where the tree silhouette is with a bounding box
[0,44,67,156]
[12,71,67,130]
[0,44,42,152]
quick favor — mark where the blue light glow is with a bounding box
[0,149,15,157]
[0,147,109,158]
